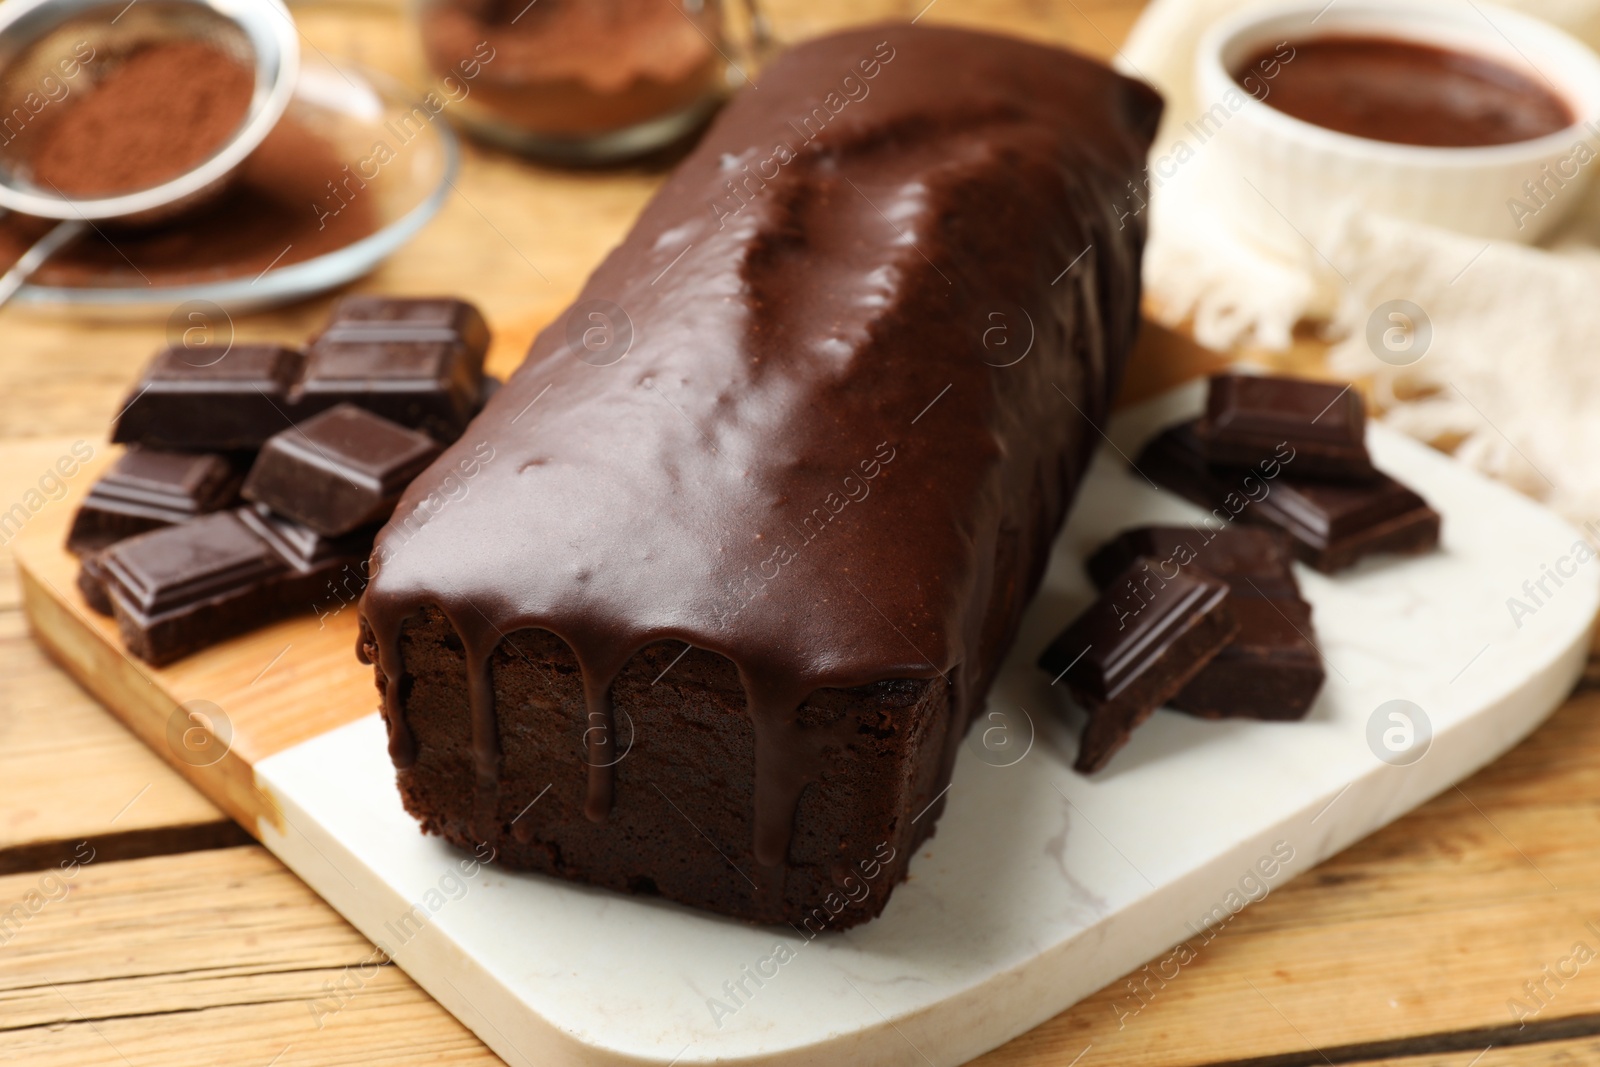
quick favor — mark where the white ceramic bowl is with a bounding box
[1195,0,1600,251]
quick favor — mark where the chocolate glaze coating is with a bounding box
[359,24,1160,891]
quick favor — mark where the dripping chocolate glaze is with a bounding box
[358,22,1160,868]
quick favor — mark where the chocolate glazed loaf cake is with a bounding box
[358,23,1160,928]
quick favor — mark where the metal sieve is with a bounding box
[0,0,300,303]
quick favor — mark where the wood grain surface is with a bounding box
[4,1,1599,1065]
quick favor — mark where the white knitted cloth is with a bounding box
[1121,0,1600,521]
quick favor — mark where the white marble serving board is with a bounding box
[253,382,1599,1066]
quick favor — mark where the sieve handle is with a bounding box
[0,218,88,308]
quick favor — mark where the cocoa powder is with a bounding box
[29,39,254,196]
[0,114,378,287]
[421,0,723,136]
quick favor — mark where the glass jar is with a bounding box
[411,0,770,164]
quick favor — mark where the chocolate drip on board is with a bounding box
[358,22,1158,870]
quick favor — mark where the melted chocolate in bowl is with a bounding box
[1234,35,1574,147]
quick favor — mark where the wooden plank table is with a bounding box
[3,1,1597,1064]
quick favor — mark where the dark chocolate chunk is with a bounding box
[1038,557,1238,773]
[110,345,304,450]
[1193,373,1375,480]
[312,295,490,367]
[66,448,244,556]
[110,298,492,451]
[298,297,489,440]
[239,503,374,624]
[242,404,441,536]
[101,510,293,665]
[1170,596,1324,720]
[101,508,370,665]
[1088,526,1325,720]
[1138,421,1441,573]
[238,502,376,570]
[78,551,113,616]
[1087,523,1298,597]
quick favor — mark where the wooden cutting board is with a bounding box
[12,453,372,839]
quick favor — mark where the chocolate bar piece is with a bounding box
[78,551,113,615]
[297,297,489,440]
[312,296,490,360]
[66,448,244,556]
[110,298,491,451]
[1172,596,1323,720]
[1088,526,1324,720]
[238,503,375,629]
[242,405,441,536]
[110,345,304,450]
[102,510,293,665]
[1038,557,1238,773]
[1193,373,1375,480]
[101,508,370,665]
[238,502,377,572]
[1086,523,1297,595]
[1138,421,1441,573]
